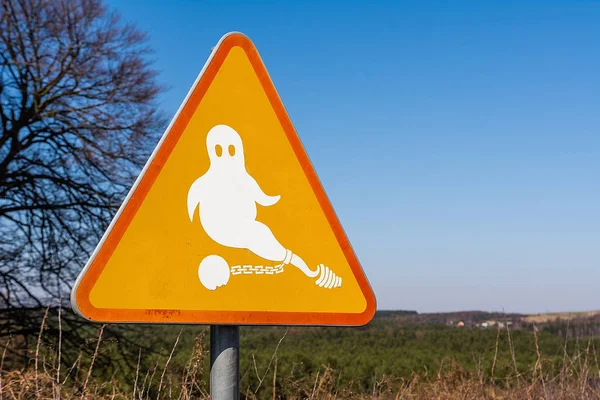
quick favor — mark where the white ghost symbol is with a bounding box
[187,124,341,288]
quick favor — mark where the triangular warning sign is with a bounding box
[71,32,376,326]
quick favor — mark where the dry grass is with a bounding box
[523,311,600,324]
[1,316,600,399]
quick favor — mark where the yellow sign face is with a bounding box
[71,32,376,325]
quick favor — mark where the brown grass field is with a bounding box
[523,311,600,325]
[1,310,600,399]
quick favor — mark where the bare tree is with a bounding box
[0,0,164,313]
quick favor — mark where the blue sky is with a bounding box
[104,0,600,314]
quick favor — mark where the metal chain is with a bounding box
[230,264,284,276]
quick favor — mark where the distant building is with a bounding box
[457,321,465,327]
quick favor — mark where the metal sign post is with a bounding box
[210,325,240,399]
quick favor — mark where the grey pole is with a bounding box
[210,325,240,399]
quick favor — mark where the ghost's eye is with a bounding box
[215,145,223,157]
[228,145,235,157]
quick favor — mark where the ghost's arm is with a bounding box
[251,178,280,207]
[187,178,204,221]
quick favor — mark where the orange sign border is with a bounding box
[71,32,376,326]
